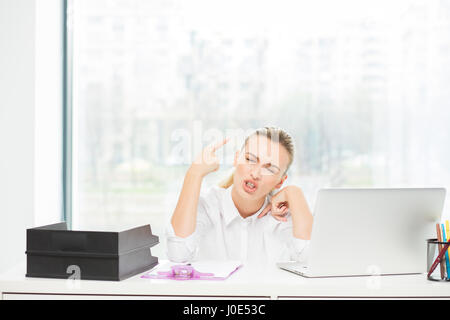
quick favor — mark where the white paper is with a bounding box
[146,260,243,278]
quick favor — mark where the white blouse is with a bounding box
[165,185,309,266]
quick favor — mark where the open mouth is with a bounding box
[243,180,258,193]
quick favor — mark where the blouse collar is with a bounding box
[221,186,270,226]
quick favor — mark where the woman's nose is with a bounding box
[250,166,262,180]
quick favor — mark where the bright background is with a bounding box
[69,0,450,258]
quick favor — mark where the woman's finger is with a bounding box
[273,207,287,217]
[277,201,287,209]
[257,202,272,219]
[273,203,285,213]
[212,137,230,152]
[272,206,288,222]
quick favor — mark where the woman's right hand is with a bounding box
[189,137,230,177]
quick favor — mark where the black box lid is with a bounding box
[26,222,159,257]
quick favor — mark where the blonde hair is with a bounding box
[218,126,295,189]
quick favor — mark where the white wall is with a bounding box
[34,0,63,227]
[0,0,63,273]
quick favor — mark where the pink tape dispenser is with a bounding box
[142,264,215,281]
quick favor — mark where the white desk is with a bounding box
[1,260,450,300]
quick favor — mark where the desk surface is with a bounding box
[1,260,450,299]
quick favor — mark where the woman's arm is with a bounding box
[170,138,229,238]
[258,185,313,240]
[170,167,205,238]
[285,186,313,240]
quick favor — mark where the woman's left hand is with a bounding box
[257,186,300,222]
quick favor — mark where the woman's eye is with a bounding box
[264,167,275,174]
[245,157,256,163]
[262,166,278,175]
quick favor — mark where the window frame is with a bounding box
[62,0,73,227]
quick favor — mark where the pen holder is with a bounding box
[427,239,450,282]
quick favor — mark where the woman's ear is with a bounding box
[274,174,288,189]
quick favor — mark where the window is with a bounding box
[67,0,450,258]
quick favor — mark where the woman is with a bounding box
[166,126,313,266]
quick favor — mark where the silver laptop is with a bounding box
[277,188,446,277]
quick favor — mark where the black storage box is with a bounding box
[26,222,159,281]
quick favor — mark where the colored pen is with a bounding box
[427,241,450,278]
[436,223,445,279]
[441,224,450,280]
[445,220,449,235]
[446,220,450,267]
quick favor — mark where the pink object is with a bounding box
[141,263,242,281]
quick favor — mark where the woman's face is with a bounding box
[233,135,291,199]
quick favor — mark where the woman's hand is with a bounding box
[257,186,303,222]
[189,137,230,178]
[257,186,292,222]
[258,185,313,239]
